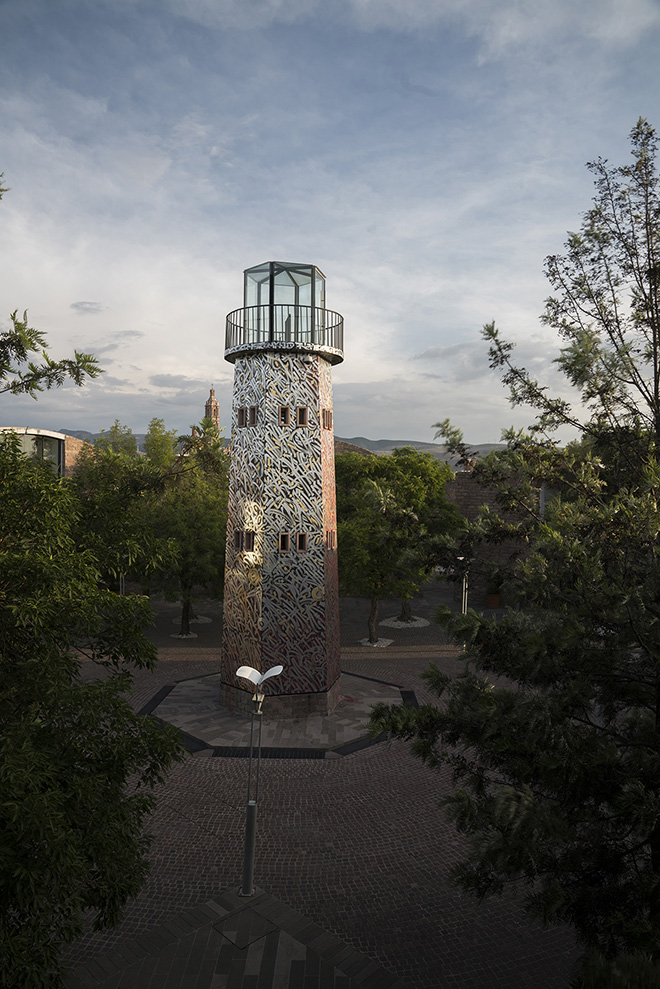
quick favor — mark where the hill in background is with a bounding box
[336,436,505,466]
[59,428,504,465]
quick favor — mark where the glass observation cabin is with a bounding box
[224,261,344,365]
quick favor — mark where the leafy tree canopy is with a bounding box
[370,119,660,986]
[145,419,230,634]
[71,440,178,588]
[336,448,460,640]
[0,435,185,988]
[93,418,138,456]
[143,416,179,468]
[1,310,101,399]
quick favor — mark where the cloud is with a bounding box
[69,301,106,315]
[167,0,660,52]
[149,373,210,389]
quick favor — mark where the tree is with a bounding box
[143,416,179,468]
[369,119,660,985]
[1,309,101,398]
[93,419,137,456]
[336,448,459,642]
[146,419,229,635]
[0,440,185,987]
[0,181,99,401]
[71,442,177,590]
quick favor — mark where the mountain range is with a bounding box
[59,428,503,465]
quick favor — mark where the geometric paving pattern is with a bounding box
[146,672,407,756]
[65,887,410,989]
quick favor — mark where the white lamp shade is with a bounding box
[236,664,284,686]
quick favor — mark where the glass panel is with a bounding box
[16,434,38,458]
[272,264,313,306]
[41,436,60,466]
[244,264,270,307]
[314,270,326,309]
[272,269,297,306]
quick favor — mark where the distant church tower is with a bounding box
[205,387,220,430]
[220,261,344,716]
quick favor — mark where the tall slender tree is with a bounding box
[370,120,660,986]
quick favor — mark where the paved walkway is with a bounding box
[145,671,408,756]
[64,585,578,989]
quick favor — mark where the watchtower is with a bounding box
[220,262,344,716]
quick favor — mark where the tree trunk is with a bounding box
[398,598,413,623]
[180,589,193,636]
[368,597,379,643]
[650,678,660,940]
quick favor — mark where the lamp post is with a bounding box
[235,663,283,896]
[456,556,469,616]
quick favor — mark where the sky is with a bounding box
[1,0,659,444]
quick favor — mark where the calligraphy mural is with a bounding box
[221,351,341,700]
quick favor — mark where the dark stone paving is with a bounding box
[63,586,579,989]
[65,887,405,989]
[145,670,408,756]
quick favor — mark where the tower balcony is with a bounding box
[224,304,344,365]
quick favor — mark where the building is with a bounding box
[204,387,220,430]
[0,427,89,477]
[220,261,344,716]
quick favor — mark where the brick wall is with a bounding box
[62,434,91,477]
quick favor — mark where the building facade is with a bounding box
[204,387,220,430]
[0,427,89,476]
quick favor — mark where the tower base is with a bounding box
[219,677,342,719]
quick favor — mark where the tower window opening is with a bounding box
[248,405,258,426]
[322,409,333,430]
[325,530,336,550]
[244,531,255,552]
[234,529,244,551]
[279,406,291,426]
[278,532,290,552]
[237,407,247,428]
[296,533,308,552]
[296,406,309,427]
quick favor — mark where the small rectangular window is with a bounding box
[278,532,290,553]
[279,406,291,426]
[234,530,244,551]
[244,531,255,552]
[325,530,336,550]
[248,406,258,426]
[237,407,247,428]
[296,406,308,427]
[296,533,308,552]
[322,409,333,430]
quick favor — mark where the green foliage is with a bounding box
[177,416,229,477]
[93,419,137,456]
[71,442,178,587]
[143,417,179,468]
[146,419,229,633]
[0,310,101,399]
[335,448,460,640]
[571,948,660,988]
[370,119,660,974]
[0,436,185,987]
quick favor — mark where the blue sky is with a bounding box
[2,0,659,443]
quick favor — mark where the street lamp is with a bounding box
[235,663,284,896]
[456,556,469,616]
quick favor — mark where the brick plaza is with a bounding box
[64,585,577,988]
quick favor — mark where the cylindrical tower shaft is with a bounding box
[220,262,343,717]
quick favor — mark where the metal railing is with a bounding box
[225,304,344,354]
